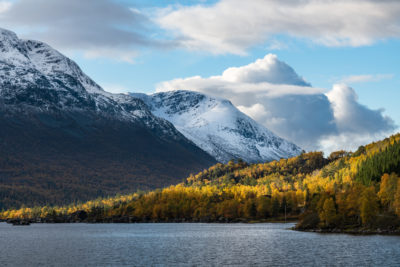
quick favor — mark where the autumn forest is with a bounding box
[2,133,400,233]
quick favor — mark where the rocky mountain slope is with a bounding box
[133,90,302,163]
[0,28,216,209]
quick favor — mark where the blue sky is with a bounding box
[0,0,399,152]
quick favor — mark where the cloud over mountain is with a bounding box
[3,0,400,60]
[157,0,400,54]
[220,54,310,86]
[0,0,164,62]
[157,54,397,153]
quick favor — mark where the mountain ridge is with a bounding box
[0,28,216,209]
[132,90,302,163]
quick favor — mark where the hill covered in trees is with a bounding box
[2,134,400,233]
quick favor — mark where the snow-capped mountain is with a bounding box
[132,90,302,163]
[0,28,193,141]
[0,28,216,209]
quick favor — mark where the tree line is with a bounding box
[2,134,400,231]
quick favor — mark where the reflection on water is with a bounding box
[0,222,399,266]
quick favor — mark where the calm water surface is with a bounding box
[1,222,400,266]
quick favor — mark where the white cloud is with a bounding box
[220,54,310,86]
[0,1,11,14]
[156,54,397,153]
[339,74,394,84]
[157,0,400,54]
[157,54,318,98]
[326,84,395,134]
[237,103,269,123]
[0,0,159,62]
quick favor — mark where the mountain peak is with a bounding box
[0,28,117,112]
[0,28,31,65]
[0,28,217,209]
[135,90,302,163]
[0,28,194,143]
[0,27,18,40]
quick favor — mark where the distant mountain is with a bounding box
[132,90,302,163]
[0,28,216,209]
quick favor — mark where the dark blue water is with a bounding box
[0,222,399,266]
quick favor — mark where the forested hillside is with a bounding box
[2,134,400,233]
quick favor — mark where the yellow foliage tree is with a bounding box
[360,187,378,226]
[319,198,336,227]
[378,173,399,211]
[393,179,400,217]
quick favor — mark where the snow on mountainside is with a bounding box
[0,28,190,142]
[0,27,300,165]
[0,28,217,208]
[132,90,302,163]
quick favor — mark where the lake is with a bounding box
[0,222,399,266]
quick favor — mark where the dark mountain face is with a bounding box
[0,28,216,209]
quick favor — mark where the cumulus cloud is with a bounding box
[326,84,395,134]
[157,0,400,54]
[0,0,165,62]
[156,54,397,153]
[221,54,310,86]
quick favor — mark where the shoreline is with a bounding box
[2,217,299,225]
[3,219,400,235]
